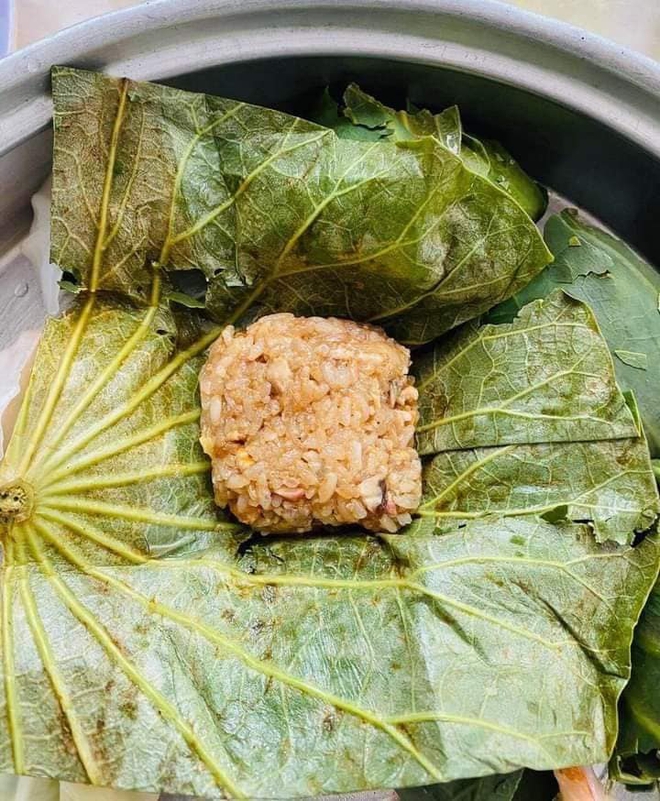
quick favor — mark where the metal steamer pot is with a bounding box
[0,1,660,799]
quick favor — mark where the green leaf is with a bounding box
[453,133,548,223]
[308,87,388,141]
[50,67,551,345]
[413,291,659,544]
[341,83,463,154]
[615,349,648,371]
[20,65,660,799]
[1,291,658,796]
[418,438,658,545]
[0,289,238,559]
[322,85,546,221]
[488,209,660,456]
[414,290,639,455]
[463,137,548,222]
[616,578,660,784]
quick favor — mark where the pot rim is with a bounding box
[0,0,660,158]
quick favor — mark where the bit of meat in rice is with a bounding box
[199,313,422,534]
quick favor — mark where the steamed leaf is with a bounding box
[414,291,639,455]
[616,579,660,784]
[418,437,659,544]
[308,87,393,142]
[460,136,547,223]
[322,85,546,221]
[1,292,658,797]
[488,210,660,456]
[9,514,657,797]
[412,291,659,544]
[340,83,463,153]
[50,67,551,345]
[1,291,239,559]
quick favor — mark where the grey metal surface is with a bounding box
[0,0,660,799]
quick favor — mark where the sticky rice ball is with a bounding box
[199,313,422,534]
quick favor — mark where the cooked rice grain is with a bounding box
[199,314,422,534]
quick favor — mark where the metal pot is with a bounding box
[0,1,659,799]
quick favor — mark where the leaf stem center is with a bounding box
[0,479,35,523]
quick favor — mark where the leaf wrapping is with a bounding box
[0,291,657,796]
[489,209,660,456]
[50,68,551,344]
[413,291,659,544]
[0,67,654,800]
[316,84,547,221]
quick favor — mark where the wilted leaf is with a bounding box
[418,436,658,545]
[488,210,660,456]
[1,291,237,558]
[414,291,639,455]
[412,291,659,544]
[320,85,546,221]
[340,83,463,154]
[0,290,657,796]
[11,65,660,801]
[616,578,660,785]
[308,87,394,142]
[50,67,551,345]
[614,350,648,370]
[460,137,547,223]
